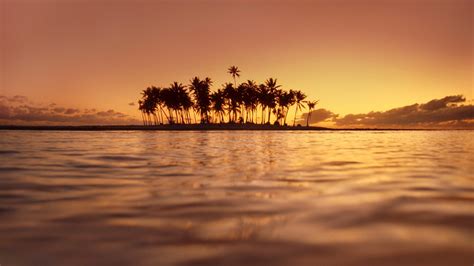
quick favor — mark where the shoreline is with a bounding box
[0,124,468,131]
[0,124,330,131]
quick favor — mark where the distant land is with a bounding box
[0,124,328,131]
[0,125,466,131]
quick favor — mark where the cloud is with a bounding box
[0,95,140,125]
[0,95,29,104]
[334,95,474,128]
[53,107,66,113]
[298,108,338,125]
[420,95,465,111]
[64,108,80,115]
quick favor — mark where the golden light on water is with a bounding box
[1,131,472,265]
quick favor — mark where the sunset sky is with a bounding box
[1,0,472,126]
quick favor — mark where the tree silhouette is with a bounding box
[137,66,318,127]
[293,90,307,126]
[242,80,259,123]
[228,66,241,87]
[151,86,167,124]
[140,87,158,125]
[276,89,295,125]
[264,78,280,124]
[160,87,177,124]
[257,84,269,124]
[189,77,212,123]
[138,99,146,125]
[210,89,225,123]
[169,82,190,124]
[305,100,319,127]
[223,83,240,123]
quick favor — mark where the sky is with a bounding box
[0,0,472,127]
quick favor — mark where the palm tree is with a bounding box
[293,90,307,126]
[138,99,146,125]
[305,100,319,127]
[189,77,212,123]
[236,84,247,122]
[276,89,295,125]
[160,87,177,124]
[228,66,241,87]
[169,82,189,124]
[242,80,258,123]
[137,66,317,127]
[210,89,225,123]
[150,86,166,124]
[141,87,158,125]
[257,84,269,124]
[264,78,280,124]
[223,83,240,123]
[180,89,194,124]
[202,77,213,123]
[140,88,150,125]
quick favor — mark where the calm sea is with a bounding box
[0,130,472,265]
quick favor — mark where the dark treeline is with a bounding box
[138,66,318,126]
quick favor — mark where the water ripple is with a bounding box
[0,130,472,266]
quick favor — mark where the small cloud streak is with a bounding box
[0,95,29,104]
[333,95,474,129]
[0,95,140,125]
[64,108,80,115]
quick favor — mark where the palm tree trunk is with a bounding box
[160,108,164,124]
[158,108,163,124]
[306,111,311,127]
[293,105,298,126]
[180,109,185,124]
[293,106,298,126]
[160,107,169,124]
[157,110,161,124]
[167,108,173,124]
[141,112,145,126]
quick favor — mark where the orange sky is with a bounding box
[1,0,472,120]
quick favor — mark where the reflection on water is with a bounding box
[0,130,472,265]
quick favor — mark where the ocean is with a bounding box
[0,130,472,265]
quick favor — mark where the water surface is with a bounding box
[0,130,472,265]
